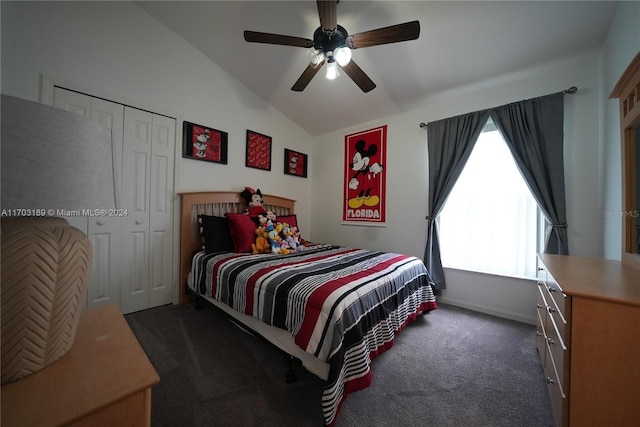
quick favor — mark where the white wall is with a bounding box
[1,0,314,234]
[600,1,640,260]
[311,51,603,324]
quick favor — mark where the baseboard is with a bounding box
[437,295,536,325]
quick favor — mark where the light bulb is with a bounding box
[307,48,325,68]
[334,46,352,67]
[325,60,340,80]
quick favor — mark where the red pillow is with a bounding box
[277,214,299,233]
[225,213,258,253]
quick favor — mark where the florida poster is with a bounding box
[343,125,387,224]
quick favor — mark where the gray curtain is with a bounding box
[424,110,491,290]
[424,92,568,290]
[490,92,569,255]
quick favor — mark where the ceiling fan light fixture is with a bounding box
[334,46,352,66]
[307,48,325,67]
[325,57,340,80]
[244,1,420,93]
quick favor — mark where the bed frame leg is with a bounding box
[189,292,203,310]
[284,356,297,383]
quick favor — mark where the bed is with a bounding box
[179,191,437,426]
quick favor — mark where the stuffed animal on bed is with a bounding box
[252,225,271,254]
[280,223,299,253]
[266,224,285,254]
[265,210,277,226]
[292,226,306,250]
[241,187,267,217]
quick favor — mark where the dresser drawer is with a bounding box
[542,277,571,349]
[546,303,567,344]
[536,283,549,354]
[545,277,568,322]
[545,312,569,394]
[536,310,547,360]
[537,282,549,323]
[545,362,569,427]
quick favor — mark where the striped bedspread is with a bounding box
[188,244,437,426]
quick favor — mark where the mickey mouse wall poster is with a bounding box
[343,125,387,224]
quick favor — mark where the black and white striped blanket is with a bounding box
[189,244,437,426]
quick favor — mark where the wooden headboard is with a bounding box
[178,191,296,304]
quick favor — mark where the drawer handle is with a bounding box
[537,281,544,287]
[536,331,543,337]
[536,304,544,309]
[547,287,557,293]
[547,306,557,313]
[547,337,555,345]
[96,220,105,226]
[546,377,555,384]
[135,219,143,225]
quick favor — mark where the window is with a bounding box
[438,120,543,279]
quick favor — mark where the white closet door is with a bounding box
[51,88,92,233]
[87,218,122,309]
[121,107,152,314]
[53,88,91,118]
[91,98,124,200]
[86,98,124,309]
[52,87,124,310]
[51,85,175,314]
[149,114,175,308]
[53,89,124,185]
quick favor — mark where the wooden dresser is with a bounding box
[536,254,640,427]
[1,305,160,426]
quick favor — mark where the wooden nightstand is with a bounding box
[1,304,160,426]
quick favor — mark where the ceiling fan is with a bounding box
[243,0,420,93]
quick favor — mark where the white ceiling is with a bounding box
[136,1,618,136]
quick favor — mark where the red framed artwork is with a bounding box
[182,121,228,164]
[343,125,387,224]
[284,149,308,178]
[245,130,272,171]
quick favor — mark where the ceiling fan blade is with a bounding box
[244,31,313,48]
[340,60,376,93]
[317,0,337,31]
[291,60,325,92]
[347,20,420,49]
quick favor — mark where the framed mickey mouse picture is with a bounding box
[284,149,308,178]
[182,121,228,164]
[343,125,387,224]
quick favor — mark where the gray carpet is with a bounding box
[125,302,554,427]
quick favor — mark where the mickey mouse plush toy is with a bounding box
[241,187,267,217]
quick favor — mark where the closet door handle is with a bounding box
[547,337,555,345]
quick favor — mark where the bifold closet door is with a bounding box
[120,107,174,314]
[52,87,124,310]
[148,114,175,309]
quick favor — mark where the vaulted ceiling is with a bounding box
[136,1,618,136]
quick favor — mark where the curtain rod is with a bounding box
[418,86,577,129]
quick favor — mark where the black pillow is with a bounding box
[199,215,234,254]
